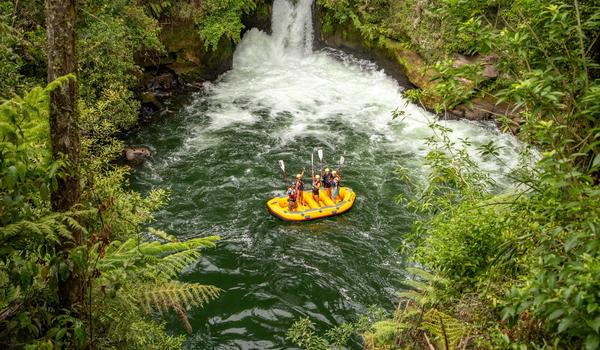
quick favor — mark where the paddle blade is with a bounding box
[278,160,285,172]
[340,156,345,165]
[318,149,323,161]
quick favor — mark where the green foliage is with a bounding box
[78,0,163,132]
[0,0,237,348]
[0,1,47,100]
[393,100,600,348]
[0,75,73,225]
[287,306,389,349]
[0,68,218,350]
[287,317,330,350]
[90,233,220,349]
[0,78,93,349]
[317,0,393,45]
[319,0,600,347]
[197,0,258,50]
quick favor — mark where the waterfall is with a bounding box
[271,0,314,56]
[131,0,531,347]
[219,0,525,185]
[233,0,314,67]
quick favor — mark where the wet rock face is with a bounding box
[315,6,519,128]
[135,2,272,83]
[135,18,234,82]
[137,68,179,119]
[124,147,151,163]
[453,54,499,79]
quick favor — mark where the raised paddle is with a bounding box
[338,155,345,172]
[311,153,314,178]
[278,160,288,186]
[318,149,323,178]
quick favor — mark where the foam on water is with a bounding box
[130,1,532,348]
[188,0,528,187]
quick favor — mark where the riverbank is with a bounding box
[313,3,520,130]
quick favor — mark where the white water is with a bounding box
[190,0,526,186]
[131,1,531,347]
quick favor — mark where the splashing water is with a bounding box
[129,0,527,348]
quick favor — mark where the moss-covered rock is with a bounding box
[135,18,235,82]
[136,1,272,82]
[316,5,516,124]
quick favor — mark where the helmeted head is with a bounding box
[325,168,330,173]
[296,174,302,179]
[315,174,320,179]
[332,170,337,175]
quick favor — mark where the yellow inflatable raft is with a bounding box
[267,187,356,222]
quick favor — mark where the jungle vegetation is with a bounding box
[0,0,251,348]
[2,0,600,349]
[288,0,600,349]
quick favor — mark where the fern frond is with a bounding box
[404,279,431,293]
[397,290,424,300]
[147,227,177,242]
[139,281,220,314]
[139,236,219,255]
[62,215,89,236]
[421,309,470,350]
[151,250,202,279]
[0,213,76,243]
[406,267,438,282]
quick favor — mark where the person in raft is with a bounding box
[312,174,322,204]
[295,169,305,206]
[287,185,297,211]
[322,168,334,198]
[332,170,341,201]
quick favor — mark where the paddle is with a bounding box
[278,160,288,186]
[318,149,323,178]
[338,156,345,172]
[311,153,314,179]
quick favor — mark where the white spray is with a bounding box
[195,0,528,186]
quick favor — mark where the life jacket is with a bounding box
[296,179,304,191]
[288,189,297,201]
[333,175,340,188]
[323,173,333,185]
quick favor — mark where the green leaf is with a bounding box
[74,324,86,347]
[55,327,66,340]
[548,309,564,320]
[558,317,574,333]
[591,154,600,170]
[587,317,600,333]
[586,334,600,350]
[565,234,580,252]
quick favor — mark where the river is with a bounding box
[128,0,524,348]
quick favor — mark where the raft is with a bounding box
[267,187,356,222]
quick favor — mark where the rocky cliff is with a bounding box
[315,5,517,126]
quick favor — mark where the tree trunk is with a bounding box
[46,0,82,309]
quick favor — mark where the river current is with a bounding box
[129,0,524,348]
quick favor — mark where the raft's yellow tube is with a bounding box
[266,187,356,222]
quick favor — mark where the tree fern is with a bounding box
[139,281,220,314]
[421,309,470,350]
[94,231,221,333]
[398,267,450,307]
[152,250,202,279]
[0,209,95,244]
[98,235,219,276]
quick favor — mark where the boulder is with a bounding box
[124,147,151,163]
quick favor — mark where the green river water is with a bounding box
[128,0,524,348]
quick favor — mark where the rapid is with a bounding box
[128,0,526,348]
